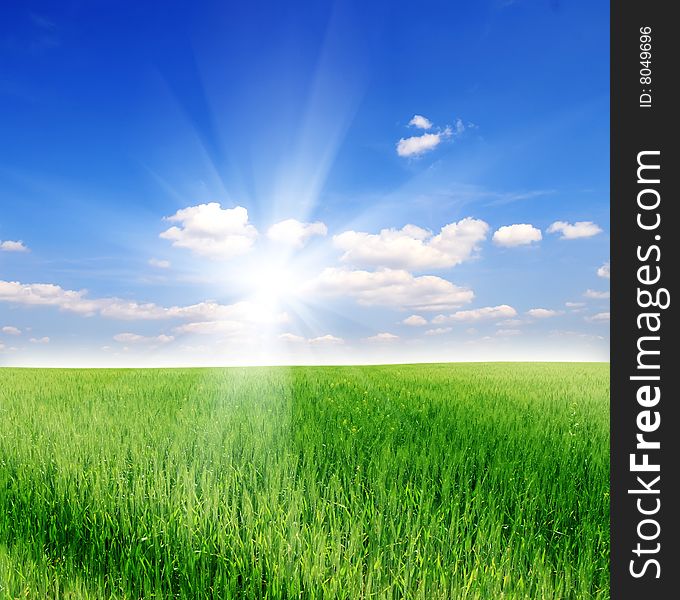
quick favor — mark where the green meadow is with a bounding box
[0,363,609,599]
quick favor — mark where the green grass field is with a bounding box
[0,363,609,599]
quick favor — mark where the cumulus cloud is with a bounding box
[408,115,433,130]
[496,329,521,337]
[29,336,50,344]
[565,302,586,308]
[402,315,427,326]
[113,333,174,344]
[160,203,257,260]
[584,289,610,299]
[497,318,523,327]
[0,240,29,252]
[1,326,21,336]
[526,308,562,318]
[396,131,449,157]
[309,267,474,312]
[148,258,171,269]
[365,332,399,342]
[549,330,605,341]
[173,321,246,336]
[172,302,288,336]
[425,327,452,336]
[278,332,346,345]
[396,115,472,157]
[278,333,306,343]
[100,300,280,322]
[0,280,288,328]
[597,262,610,279]
[267,218,327,248]
[492,224,542,247]
[101,299,277,322]
[0,280,101,316]
[432,305,517,324]
[309,334,344,345]
[587,312,610,322]
[547,221,603,240]
[333,218,489,270]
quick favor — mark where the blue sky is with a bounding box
[0,0,609,366]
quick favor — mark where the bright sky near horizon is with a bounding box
[0,0,609,367]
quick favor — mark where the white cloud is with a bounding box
[547,221,603,240]
[565,302,586,308]
[597,262,610,279]
[549,329,605,341]
[101,300,274,322]
[397,115,472,157]
[526,308,562,318]
[173,321,245,336]
[160,203,258,260]
[497,318,523,327]
[309,334,344,345]
[402,315,427,326]
[29,336,50,344]
[365,332,399,342]
[496,329,521,337]
[334,218,489,270]
[396,130,450,157]
[1,326,21,336]
[492,224,542,247]
[278,332,347,345]
[96,302,164,320]
[172,302,288,336]
[0,240,29,252]
[98,301,189,321]
[113,333,174,344]
[587,312,610,322]
[432,305,517,324]
[278,333,305,343]
[0,280,288,327]
[0,280,101,315]
[309,267,474,312]
[425,327,452,336]
[148,258,171,269]
[409,115,433,130]
[584,289,610,299]
[454,118,468,135]
[267,218,327,248]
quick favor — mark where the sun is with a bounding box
[235,249,312,324]
[250,263,299,307]
[205,237,334,343]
